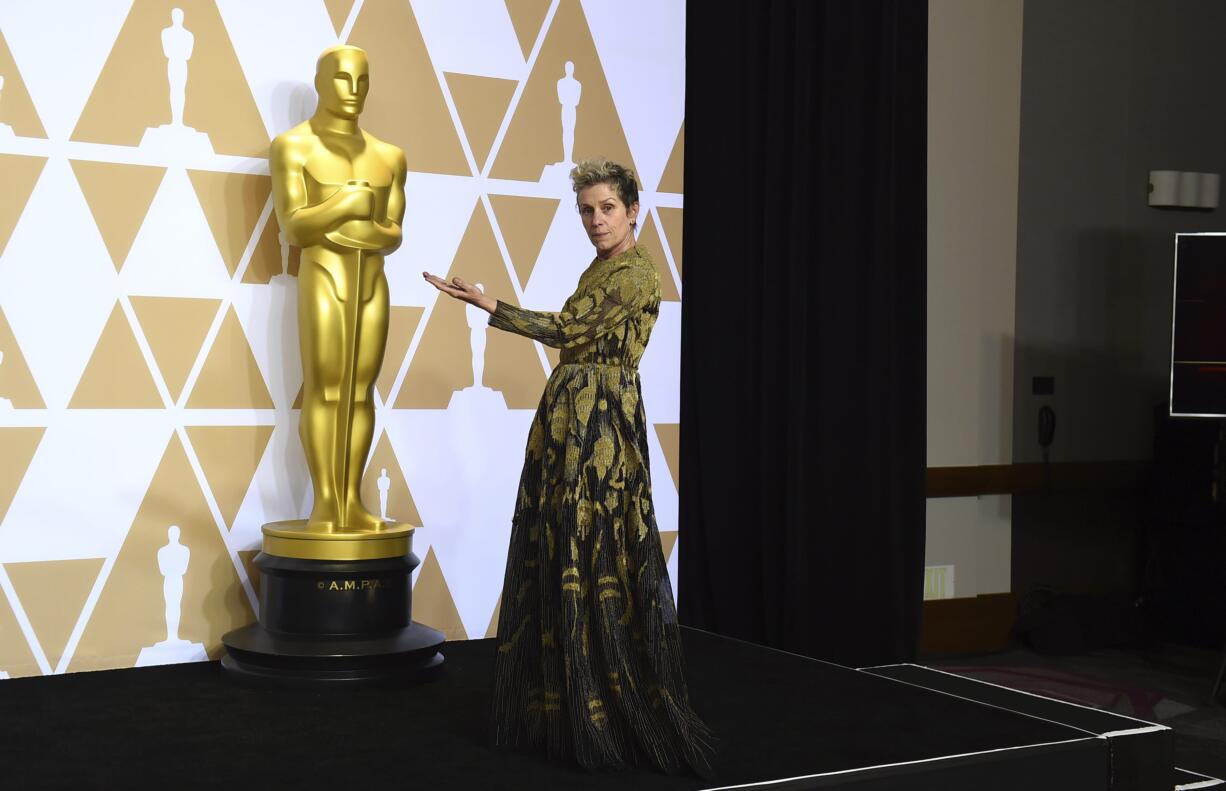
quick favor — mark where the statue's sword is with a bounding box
[329,179,379,530]
[336,246,364,530]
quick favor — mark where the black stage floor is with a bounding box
[0,627,1200,790]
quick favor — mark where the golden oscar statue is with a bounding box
[222,46,443,685]
[263,43,410,560]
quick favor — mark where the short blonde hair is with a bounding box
[570,158,640,213]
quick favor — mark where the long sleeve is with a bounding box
[488,260,656,349]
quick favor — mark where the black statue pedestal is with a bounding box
[221,551,444,686]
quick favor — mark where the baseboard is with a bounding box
[926,462,1149,498]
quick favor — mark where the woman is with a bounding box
[423,159,714,776]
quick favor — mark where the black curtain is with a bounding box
[677,1,927,667]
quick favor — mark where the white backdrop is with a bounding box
[0,0,685,677]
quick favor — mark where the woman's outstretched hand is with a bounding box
[422,272,497,313]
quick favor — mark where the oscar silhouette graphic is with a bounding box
[557,61,581,166]
[139,8,214,155]
[541,60,582,185]
[136,526,207,666]
[448,283,506,409]
[377,468,391,521]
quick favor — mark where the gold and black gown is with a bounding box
[487,244,715,776]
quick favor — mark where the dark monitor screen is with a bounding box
[1171,233,1226,417]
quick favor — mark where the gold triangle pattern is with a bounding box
[360,431,422,527]
[347,1,469,175]
[129,296,221,403]
[185,306,275,409]
[70,161,166,273]
[69,303,164,409]
[0,154,47,259]
[656,206,683,279]
[444,72,518,172]
[3,558,104,669]
[489,194,559,290]
[0,583,41,677]
[658,121,684,193]
[71,0,269,156]
[413,547,468,641]
[0,30,47,138]
[397,201,547,409]
[659,530,678,564]
[323,0,357,37]
[0,427,44,526]
[491,0,639,181]
[187,171,271,278]
[0,309,45,408]
[69,433,254,671]
[185,425,273,529]
[504,0,553,60]
[635,213,680,301]
[654,423,680,492]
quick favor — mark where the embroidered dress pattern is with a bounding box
[488,245,714,775]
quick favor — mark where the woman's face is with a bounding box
[577,183,639,258]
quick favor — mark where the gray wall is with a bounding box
[927,0,1024,599]
[1014,0,1226,464]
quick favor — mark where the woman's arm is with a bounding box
[422,273,497,312]
[487,263,654,349]
[422,262,656,349]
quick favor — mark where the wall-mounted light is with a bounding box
[1149,170,1220,209]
